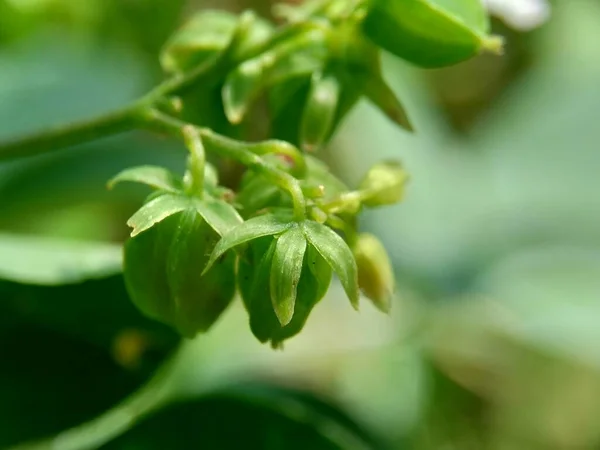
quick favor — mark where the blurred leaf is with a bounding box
[0,233,121,285]
[105,383,382,450]
[108,165,182,193]
[0,323,139,448]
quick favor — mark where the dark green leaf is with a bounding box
[0,234,121,286]
[270,226,307,326]
[204,214,294,274]
[108,165,182,193]
[127,194,192,237]
[301,221,359,309]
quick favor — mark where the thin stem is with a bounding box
[0,104,144,162]
[8,345,185,450]
[145,112,307,221]
[198,129,307,221]
[182,126,206,197]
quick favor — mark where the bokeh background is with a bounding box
[2,0,600,449]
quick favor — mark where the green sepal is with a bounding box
[270,226,307,326]
[360,72,413,132]
[108,166,183,193]
[301,220,359,309]
[238,238,332,348]
[127,194,192,237]
[204,213,294,274]
[194,198,243,237]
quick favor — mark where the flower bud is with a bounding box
[359,161,408,207]
[352,233,395,313]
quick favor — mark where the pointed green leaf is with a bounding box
[127,194,192,237]
[0,233,122,285]
[362,73,413,132]
[270,227,307,326]
[300,72,341,152]
[108,166,182,193]
[204,213,294,274]
[195,198,243,236]
[301,221,359,309]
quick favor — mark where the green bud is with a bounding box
[359,161,408,207]
[362,0,503,68]
[352,233,394,313]
[124,209,236,338]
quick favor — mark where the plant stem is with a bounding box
[145,111,307,221]
[0,105,145,162]
[8,345,185,450]
[182,126,206,197]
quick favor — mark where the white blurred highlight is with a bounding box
[483,0,551,31]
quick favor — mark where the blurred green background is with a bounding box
[2,0,600,449]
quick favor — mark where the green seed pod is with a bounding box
[124,209,236,338]
[359,160,408,207]
[352,233,394,313]
[160,10,272,74]
[362,0,503,68]
[238,237,332,348]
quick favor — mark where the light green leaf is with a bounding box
[108,165,182,193]
[204,213,294,274]
[195,198,243,236]
[127,194,192,237]
[301,221,359,309]
[0,233,122,285]
[270,227,307,326]
[300,72,341,152]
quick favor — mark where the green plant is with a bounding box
[0,0,502,448]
